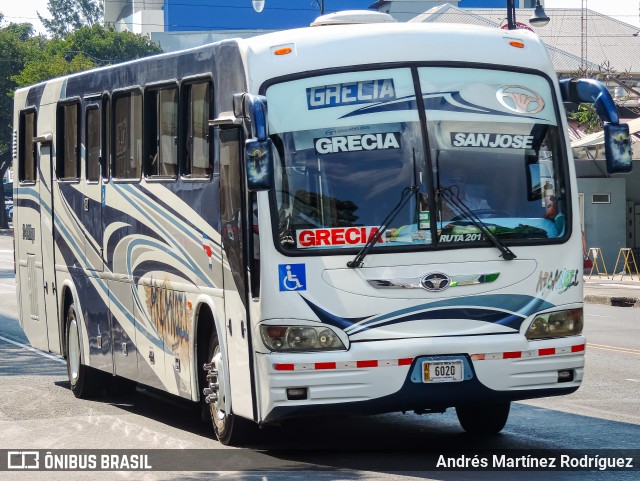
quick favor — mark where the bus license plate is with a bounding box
[422,360,464,383]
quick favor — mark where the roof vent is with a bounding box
[311,10,397,27]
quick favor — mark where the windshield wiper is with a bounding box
[347,186,419,268]
[439,187,517,261]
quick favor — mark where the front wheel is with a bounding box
[66,303,102,398]
[455,402,510,435]
[202,334,255,445]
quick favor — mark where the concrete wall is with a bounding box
[574,160,640,203]
[577,177,627,271]
[117,9,164,36]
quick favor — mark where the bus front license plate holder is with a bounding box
[422,360,464,383]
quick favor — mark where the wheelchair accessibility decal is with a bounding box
[279,264,306,291]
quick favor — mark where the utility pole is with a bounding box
[581,0,588,70]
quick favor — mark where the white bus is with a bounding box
[13,12,632,445]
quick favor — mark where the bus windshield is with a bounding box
[266,66,567,253]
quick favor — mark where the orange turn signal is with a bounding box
[274,47,292,56]
[509,40,525,48]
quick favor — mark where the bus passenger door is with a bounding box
[17,108,53,352]
[219,127,255,420]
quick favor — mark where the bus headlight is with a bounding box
[525,308,584,340]
[260,325,346,352]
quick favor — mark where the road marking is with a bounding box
[592,283,640,290]
[588,314,614,318]
[0,334,66,364]
[626,379,640,383]
[589,343,640,356]
[0,283,15,288]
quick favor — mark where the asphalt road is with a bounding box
[0,231,638,481]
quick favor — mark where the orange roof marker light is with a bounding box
[273,47,292,56]
[509,40,526,49]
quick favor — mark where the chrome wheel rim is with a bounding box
[68,312,80,386]
[210,345,227,433]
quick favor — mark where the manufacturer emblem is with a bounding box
[496,85,545,114]
[421,272,451,292]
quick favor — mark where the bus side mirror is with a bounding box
[246,138,273,191]
[604,123,633,174]
[559,78,619,123]
[559,78,633,175]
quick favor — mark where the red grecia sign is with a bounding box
[296,226,385,248]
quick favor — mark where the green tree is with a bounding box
[38,0,102,37]
[570,104,603,135]
[1,17,161,228]
[0,16,34,228]
[66,24,163,65]
[13,25,162,87]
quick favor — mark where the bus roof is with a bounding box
[14,21,553,99]
[239,22,554,93]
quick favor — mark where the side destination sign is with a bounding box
[314,132,401,154]
[307,79,396,110]
[451,132,535,149]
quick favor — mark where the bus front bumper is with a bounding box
[255,334,585,423]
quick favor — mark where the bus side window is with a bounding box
[102,95,110,180]
[18,109,37,183]
[183,81,212,179]
[56,101,80,180]
[85,106,101,182]
[144,86,178,180]
[112,90,142,180]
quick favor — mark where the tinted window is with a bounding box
[86,107,101,182]
[145,87,178,179]
[56,102,80,180]
[19,110,37,183]
[185,82,212,178]
[103,96,110,179]
[113,91,142,180]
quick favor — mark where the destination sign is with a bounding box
[306,79,396,110]
[451,132,535,149]
[314,132,401,154]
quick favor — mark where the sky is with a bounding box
[0,0,638,34]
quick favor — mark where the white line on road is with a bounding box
[0,283,15,288]
[591,283,640,290]
[625,379,640,383]
[589,343,640,356]
[588,314,615,318]
[0,334,66,364]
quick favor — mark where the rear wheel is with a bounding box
[202,333,254,445]
[456,402,510,435]
[66,303,102,398]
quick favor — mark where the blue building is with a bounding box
[164,0,373,32]
[105,0,536,36]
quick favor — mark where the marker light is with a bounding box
[273,47,292,56]
[509,40,525,48]
[261,325,346,352]
[525,308,583,340]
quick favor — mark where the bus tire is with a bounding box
[455,402,510,435]
[65,303,102,399]
[204,333,254,446]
